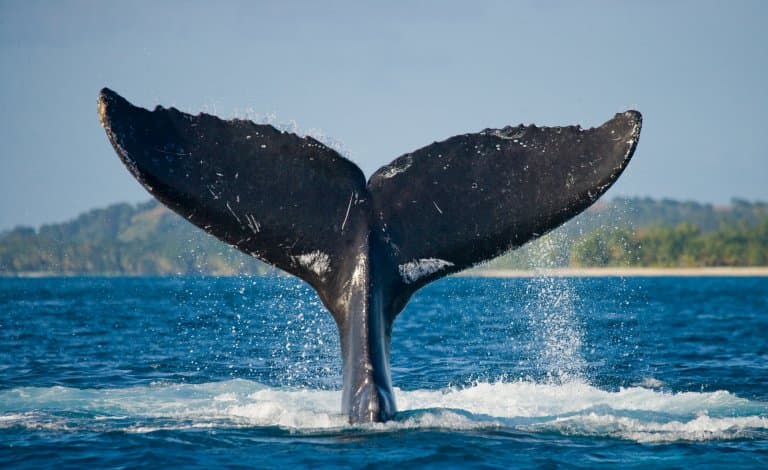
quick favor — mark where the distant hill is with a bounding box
[0,201,270,275]
[487,197,768,269]
[1,197,766,275]
[559,197,768,235]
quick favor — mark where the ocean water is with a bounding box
[1,275,767,468]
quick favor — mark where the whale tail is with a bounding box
[98,88,641,422]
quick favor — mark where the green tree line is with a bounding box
[0,201,269,275]
[1,198,766,275]
[571,220,768,267]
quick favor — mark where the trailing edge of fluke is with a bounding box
[98,88,641,423]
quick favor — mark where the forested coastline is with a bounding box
[1,198,766,275]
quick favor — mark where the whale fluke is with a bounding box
[98,88,641,423]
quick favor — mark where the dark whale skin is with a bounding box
[98,88,641,423]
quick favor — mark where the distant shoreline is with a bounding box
[460,267,768,278]
[3,267,768,278]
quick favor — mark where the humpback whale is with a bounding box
[98,88,641,423]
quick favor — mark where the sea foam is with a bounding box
[1,379,766,442]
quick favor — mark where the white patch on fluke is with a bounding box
[379,155,413,178]
[350,253,367,288]
[492,128,525,141]
[294,251,331,278]
[398,258,454,284]
[625,115,642,153]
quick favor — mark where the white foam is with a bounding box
[529,412,768,443]
[636,377,665,389]
[1,380,766,442]
[398,380,757,418]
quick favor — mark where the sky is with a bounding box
[1,0,766,231]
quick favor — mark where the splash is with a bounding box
[269,280,341,389]
[1,380,766,443]
[522,232,586,382]
[228,107,351,159]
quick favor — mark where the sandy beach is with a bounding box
[460,267,768,278]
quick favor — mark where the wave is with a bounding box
[1,379,766,443]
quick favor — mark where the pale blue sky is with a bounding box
[1,1,766,230]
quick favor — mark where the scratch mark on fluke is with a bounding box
[341,192,354,232]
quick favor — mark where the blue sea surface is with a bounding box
[1,275,767,468]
